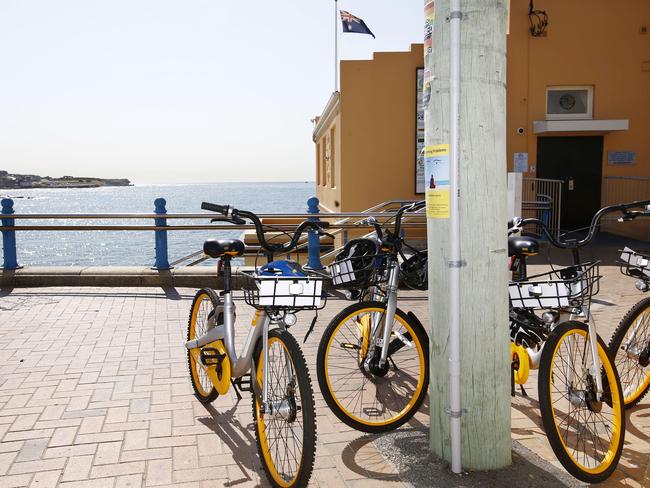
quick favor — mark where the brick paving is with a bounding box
[0,266,647,487]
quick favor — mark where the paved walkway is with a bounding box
[0,266,648,487]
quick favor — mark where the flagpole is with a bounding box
[334,0,338,91]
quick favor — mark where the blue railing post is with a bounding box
[1,199,19,270]
[305,196,324,270]
[153,198,171,270]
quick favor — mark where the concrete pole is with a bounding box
[424,0,511,470]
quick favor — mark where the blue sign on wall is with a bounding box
[608,151,636,165]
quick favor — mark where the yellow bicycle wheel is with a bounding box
[609,297,650,408]
[316,301,429,433]
[187,289,220,403]
[253,329,316,488]
[538,321,625,483]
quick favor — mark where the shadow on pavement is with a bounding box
[368,427,586,487]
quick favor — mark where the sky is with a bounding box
[0,1,424,184]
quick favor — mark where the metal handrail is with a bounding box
[290,199,421,258]
[0,223,424,231]
[6,212,426,220]
[0,198,426,270]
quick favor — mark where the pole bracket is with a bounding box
[447,260,466,268]
[447,11,464,22]
[445,407,468,419]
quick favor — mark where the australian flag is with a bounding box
[340,10,375,38]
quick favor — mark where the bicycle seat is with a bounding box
[203,239,245,258]
[508,236,539,257]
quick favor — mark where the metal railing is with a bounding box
[522,177,563,238]
[602,176,650,239]
[604,176,650,205]
[0,197,426,270]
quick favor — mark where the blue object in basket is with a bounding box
[259,260,306,277]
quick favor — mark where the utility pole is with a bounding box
[424,0,511,471]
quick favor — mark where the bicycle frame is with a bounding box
[185,287,294,411]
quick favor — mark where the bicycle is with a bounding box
[507,200,650,483]
[185,202,329,488]
[609,242,650,408]
[315,201,429,433]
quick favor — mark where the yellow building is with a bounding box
[313,1,650,237]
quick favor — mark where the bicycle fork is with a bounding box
[365,264,404,371]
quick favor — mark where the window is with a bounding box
[316,142,321,186]
[546,86,593,120]
[321,137,327,186]
[329,126,336,188]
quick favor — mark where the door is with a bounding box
[537,136,603,232]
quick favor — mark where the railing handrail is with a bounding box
[522,177,563,184]
[0,196,427,271]
[5,211,426,220]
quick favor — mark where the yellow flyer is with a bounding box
[424,143,450,219]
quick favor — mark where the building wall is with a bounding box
[314,44,424,213]
[315,109,342,212]
[507,0,649,176]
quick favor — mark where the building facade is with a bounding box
[313,0,650,237]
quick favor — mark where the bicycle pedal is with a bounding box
[233,374,252,393]
[200,348,226,366]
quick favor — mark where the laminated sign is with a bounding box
[424,144,450,218]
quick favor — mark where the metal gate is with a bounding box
[521,177,563,238]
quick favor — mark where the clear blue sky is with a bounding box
[0,1,424,183]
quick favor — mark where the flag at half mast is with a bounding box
[340,10,375,38]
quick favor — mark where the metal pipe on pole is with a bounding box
[448,0,462,474]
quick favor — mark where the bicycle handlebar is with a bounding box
[201,202,330,254]
[394,200,426,238]
[509,199,650,249]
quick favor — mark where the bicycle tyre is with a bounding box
[608,296,650,408]
[253,329,316,488]
[538,321,625,484]
[187,288,220,403]
[316,300,429,433]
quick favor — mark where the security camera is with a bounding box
[516,127,525,135]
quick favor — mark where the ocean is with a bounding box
[1,182,316,266]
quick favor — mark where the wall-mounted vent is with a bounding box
[546,86,593,120]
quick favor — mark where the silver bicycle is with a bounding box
[185,202,328,488]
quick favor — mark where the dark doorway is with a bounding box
[537,136,603,232]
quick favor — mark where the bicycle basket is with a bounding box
[508,261,600,312]
[330,238,386,290]
[619,247,650,281]
[242,272,326,311]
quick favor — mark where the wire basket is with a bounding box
[619,247,650,281]
[509,261,600,313]
[241,273,326,311]
[329,254,389,290]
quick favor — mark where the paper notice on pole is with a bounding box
[424,144,450,218]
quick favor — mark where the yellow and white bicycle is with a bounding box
[185,202,329,488]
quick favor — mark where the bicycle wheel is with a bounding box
[253,329,316,488]
[609,296,650,408]
[187,288,220,403]
[316,301,429,433]
[538,321,625,483]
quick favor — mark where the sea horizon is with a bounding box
[1,181,316,266]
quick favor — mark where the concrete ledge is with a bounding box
[0,266,250,288]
